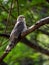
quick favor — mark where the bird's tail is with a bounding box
[0,39,17,63]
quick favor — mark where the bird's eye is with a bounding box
[23,16,25,18]
[20,17,22,18]
[20,16,25,18]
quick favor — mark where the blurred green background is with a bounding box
[0,0,49,65]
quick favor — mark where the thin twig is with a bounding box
[5,0,14,33]
[38,29,49,36]
[16,0,20,16]
[0,3,16,19]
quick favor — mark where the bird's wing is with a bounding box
[10,22,24,41]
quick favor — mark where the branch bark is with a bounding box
[21,38,49,55]
[0,17,49,62]
[38,29,49,36]
[21,17,49,37]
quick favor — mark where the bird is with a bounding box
[5,15,27,53]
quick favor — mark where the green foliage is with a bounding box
[0,0,49,65]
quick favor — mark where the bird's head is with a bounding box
[17,15,25,22]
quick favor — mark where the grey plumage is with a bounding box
[5,15,27,52]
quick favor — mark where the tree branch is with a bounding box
[0,61,7,65]
[0,33,49,56]
[21,38,49,56]
[0,17,49,62]
[21,17,49,37]
[0,33,9,38]
[38,29,49,36]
